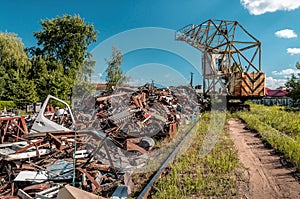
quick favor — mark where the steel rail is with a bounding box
[137,116,201,199]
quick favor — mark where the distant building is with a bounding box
[265,88,288,97]
[95,83,107,91]
[252,88,292,106]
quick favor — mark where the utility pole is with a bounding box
[190,72,194,88]
[151,80,154,93]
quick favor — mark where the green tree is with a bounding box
[80,52,96,82]
[285,62,300,101]
[105,46,128,90]
[0,66,8,99]
[72,53,96,98]
[30,56,50,100]
[0,32,38,106]
[33,14,98,94]
[7,73,38,106]
[30,56,72,101]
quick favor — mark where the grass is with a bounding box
[236,104,300,171]
[152,112,243,198]
[247,104,300,138]
[130,116,201,196]
[130,104,300,198]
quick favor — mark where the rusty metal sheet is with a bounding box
[76,168,101,189]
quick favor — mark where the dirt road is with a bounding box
[228,118,300,199]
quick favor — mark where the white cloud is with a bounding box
[266,76,287,89]
[272,68,300,76]
[287,48,300,55]
[275,29,297,38]
[240,0,300,15]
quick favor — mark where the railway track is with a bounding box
[137,116,200,199]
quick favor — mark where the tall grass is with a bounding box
[249,104,300,138]
[237,106,300,171]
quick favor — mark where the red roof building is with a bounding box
[265,88,288,97]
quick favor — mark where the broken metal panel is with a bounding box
[35,185,62,199]
[74,149,89,159]
[0,147,17,157]
[30,95,75,133]
[3,149,52,161]
[14,171,48,183]
[57,184,104,199]
[17,189,33,199]
[46,159,73,179]
[111,185,129,199]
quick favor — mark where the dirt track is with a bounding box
[228,118,300,199]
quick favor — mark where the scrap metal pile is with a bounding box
[74,84,200,153]
[0,129,138,198]
[0,84,200,198]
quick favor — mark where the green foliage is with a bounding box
[0,32,31,72]
[105,46,128,90]
[248,104,300,137]
[34,14,97,83]
[73,53,96,98]
[237,104,300,171]
[285,62,300,101]
[48,98,70,108]
[30,56,72,101]
[72,80,96,100]
[7,74,39,107]
[0,101,16,110]
[0,32,38,106]
[30,14,97,100]
[0,65,8,98]
[0,15,98,108]
[79,52,96,82]
[153,113,241,198]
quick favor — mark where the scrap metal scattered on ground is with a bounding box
[0,84,200,198]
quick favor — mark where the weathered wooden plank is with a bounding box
[231,72,265,97]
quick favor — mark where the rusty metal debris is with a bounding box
[76,84,200,139]
[0,129,138,198]
[0,116,28,144]
[0,84,200,198]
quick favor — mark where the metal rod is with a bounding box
[137,117,200,199]
[72,128,77,186]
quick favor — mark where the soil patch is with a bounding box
[228,118,300,199]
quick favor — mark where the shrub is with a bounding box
[0,100,17,111]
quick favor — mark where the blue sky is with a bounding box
[1,0,300,89]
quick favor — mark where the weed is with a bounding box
[153,113,242,198]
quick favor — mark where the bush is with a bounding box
[47,98,71,109]
[0,100,17,111]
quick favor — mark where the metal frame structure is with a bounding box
[0,116,28,143]
[175,19,263,97]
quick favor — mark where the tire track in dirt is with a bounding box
[228,118,300,199]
